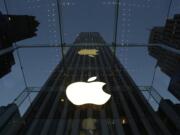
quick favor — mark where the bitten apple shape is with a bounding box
[78,49,99,57]
[65,76,111,106]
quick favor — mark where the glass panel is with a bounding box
[0,51,25,106]
[18,47,61,87]
[153,68,180,103]
[116,46,180,109]
[0,1,6,13]
[116,47,156,86]
[63,0,114,43]
[169,0,180,17]
[5,0,61,45]
[117,0,170,44]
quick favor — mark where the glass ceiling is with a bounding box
[0,0,180,114]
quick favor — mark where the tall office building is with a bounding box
[157,99,180,135]
[0,13,39,78]
[2,32,175,135]
[148,15,180,134]
[148,14,180,100]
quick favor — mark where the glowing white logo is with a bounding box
[65,76,111,106]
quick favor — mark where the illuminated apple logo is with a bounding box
[78,49,99,57]
[66,76,111,106]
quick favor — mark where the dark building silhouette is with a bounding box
[157,99,180,135]
[149,14,180,49]
[0,13,39,43]
[149,27,164,44]
[0,52,15,78]
[148,14,180,100]
[0,12,39,78]
[1,32,173,135]
[163,14,180,49]
[0,104,23,135]
[169,75,180,100]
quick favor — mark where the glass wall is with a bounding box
[0,0,179,115]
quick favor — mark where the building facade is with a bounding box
[1,32,177,135]
[157,99,180,135]
[148,14,180,100]
[148,15,180,134]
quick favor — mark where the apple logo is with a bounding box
[78,49,99,57]
[65,76,111,106]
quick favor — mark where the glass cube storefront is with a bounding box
[0,0,180,134]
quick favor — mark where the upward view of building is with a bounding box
[1,0,180,134]
[0,13,39,78]
[148,14,180,135]
[1,32,178,135]
[148,14,180,100]
[157,99,180,135]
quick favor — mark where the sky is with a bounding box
[0,0,180,114]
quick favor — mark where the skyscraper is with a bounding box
[157,99,180,135]
[0,13,39,78]
[1,32,175,135]
[148,15,180,134]
[148,14,180,100]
